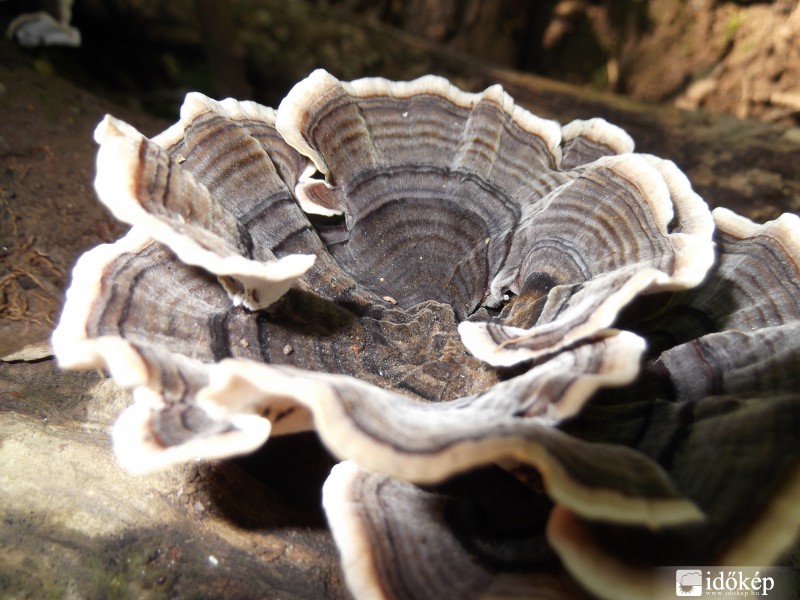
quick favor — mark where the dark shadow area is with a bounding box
[432,464,557,571]
[209,431,339,529]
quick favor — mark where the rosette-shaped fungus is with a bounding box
[53,70,800,600]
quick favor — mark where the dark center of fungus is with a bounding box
[317,167,518,321]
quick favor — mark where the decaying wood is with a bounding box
[0,2,798,593]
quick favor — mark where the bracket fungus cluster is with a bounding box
[53,70,800,600]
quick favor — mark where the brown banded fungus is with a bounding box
[52,70,800,600]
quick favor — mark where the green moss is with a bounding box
[0,562,67,600]
[86,532,179,600]
[0,511,179,600]
[724,10,743,46]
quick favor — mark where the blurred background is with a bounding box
[2,0,799,124]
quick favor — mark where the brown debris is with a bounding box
[0,233,62,325]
